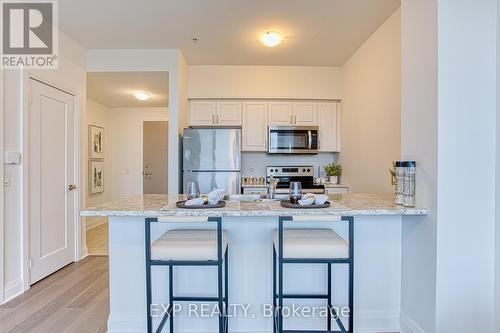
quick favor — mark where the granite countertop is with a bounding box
[80,193,428,217]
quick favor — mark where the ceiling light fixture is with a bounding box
[259,31,283,47]
[133,91,152,101]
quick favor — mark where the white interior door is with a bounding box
[29,79,76,284]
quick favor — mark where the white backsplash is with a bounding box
[241,152,339,177]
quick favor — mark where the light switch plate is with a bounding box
[5,151,21,164]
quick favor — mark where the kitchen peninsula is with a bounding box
[81,193,427,333]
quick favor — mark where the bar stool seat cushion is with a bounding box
[152,229,228,261]
[273,229,348,259]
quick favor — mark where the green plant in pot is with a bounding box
[324,163,342,184]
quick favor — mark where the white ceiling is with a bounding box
[87,72,169,108]
[59,0,400,66]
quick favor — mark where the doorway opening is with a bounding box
[143,121,168,194]
[85,71,169,256]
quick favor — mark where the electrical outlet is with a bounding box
[249,167,254,173]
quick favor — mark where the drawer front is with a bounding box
[326,187,349,194]
[242,187,268,195]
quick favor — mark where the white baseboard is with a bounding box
[400,312,427,333]
[3,278,23,303]
[80,245,89,260]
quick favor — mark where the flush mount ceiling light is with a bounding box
[259,31,283,47]
[133,91,152,101]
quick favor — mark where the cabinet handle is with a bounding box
[216,114,219,124]
[290,114,293,125]
[294,115,297,124]
[213,114,216,124]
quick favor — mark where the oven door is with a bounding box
[268,126,319,154]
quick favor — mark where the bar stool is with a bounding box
[145,216,228,333]
[273,216,354,333]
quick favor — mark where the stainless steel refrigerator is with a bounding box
[183,128,241,194]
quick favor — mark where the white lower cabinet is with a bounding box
[242,102,268,151]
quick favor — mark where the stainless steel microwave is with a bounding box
[267,126,319,154]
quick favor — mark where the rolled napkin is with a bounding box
[298,193,315,206]
[184,197,205,206]
[313,194,328,205]
[297,193,329,206]
[207,188,226,205]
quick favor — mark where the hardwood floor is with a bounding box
[86,221,109,256]
[0,256,109,333]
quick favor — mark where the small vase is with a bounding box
[329,176,339,184]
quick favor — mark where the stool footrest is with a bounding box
[150,259,221,266]
[274,293,329,299]
[282,258,350,264]
[172,296,223,302]
[282,330,348,333]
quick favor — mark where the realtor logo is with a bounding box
[1,0,58,68]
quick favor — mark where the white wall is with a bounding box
[108,107,168,200]
[435,0,496,332]
[401,1,498,333]
[86,98,113,208]
[400,0,438,332]
[188,65,342,99]
[340,8,401,193]
[496,1,500,330]
[2,31,87,302]
[86,49,186,194]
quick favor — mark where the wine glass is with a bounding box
[289,181,302,204]
[186,181,200,200]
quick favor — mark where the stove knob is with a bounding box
[302,169,306,172]
[307,168,311,172]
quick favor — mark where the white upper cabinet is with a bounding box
[317,102,340,152]
[242,102,268,151]
[293,102,318,126]
[189,99,341,152]
[217,100,242,126]
[189,100,242,126]
[268,101,317,126]
[189,100,217,126]
[268,102,293,125]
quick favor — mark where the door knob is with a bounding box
[68,184,77,191]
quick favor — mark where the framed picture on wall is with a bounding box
[89,125,104,159]
[89,161,104,194]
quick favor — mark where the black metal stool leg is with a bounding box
[169,265,174,333]
[224,247,229,333]
[327,263,332,331]
[273,246,277,333]
[145,219,153,333]
[348,217,354,333]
